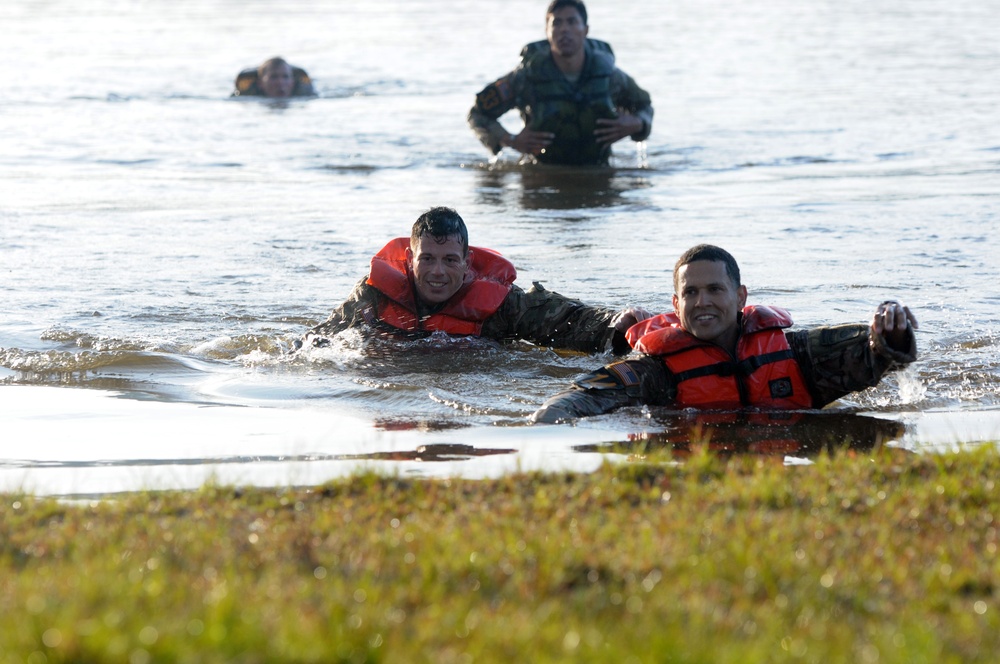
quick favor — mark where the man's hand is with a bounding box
[594,112,644,145]
[506,129,555,155]
[612,306,652,334]
[872,301,918,351]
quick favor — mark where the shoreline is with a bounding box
[4,449,999,661]
[3,384,998,498]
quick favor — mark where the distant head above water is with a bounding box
[231,56,316,98]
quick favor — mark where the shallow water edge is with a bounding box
[3,385,997,498]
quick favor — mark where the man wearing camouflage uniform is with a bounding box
[533,244,919,422]
[468,0,653,166]
[299,207,648,354]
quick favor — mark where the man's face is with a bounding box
[260,63,294,97]
[672,260,747,351]
[546,6,588,59]
[407,234,469,305]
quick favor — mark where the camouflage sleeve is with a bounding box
[787,323,918,408]
[532,356,673,423]
[610,68,653,141]
[468,69,522,154]
[300,277,377,346]
[481,282,630,354]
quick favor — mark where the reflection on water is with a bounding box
[374,418,472,433]
[1,444,517,469]
[2,0,999,495]
[336,443,517,462]
[473,165,654,211]
[575,412,907,460]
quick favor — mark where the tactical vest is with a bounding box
[627,306,814,409]
[365,238,516,335]
[231,66,315,97]
[520,39,618,165]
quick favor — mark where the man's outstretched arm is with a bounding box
[296,278,375,348]
[532,356,672,423]
[486,282,649,354]
[789,302,918,407]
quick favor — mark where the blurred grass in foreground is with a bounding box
[2,445,999,663]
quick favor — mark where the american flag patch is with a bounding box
[607,361,640,386]
[575,362,641,390]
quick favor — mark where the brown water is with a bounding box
[1,0,998,496]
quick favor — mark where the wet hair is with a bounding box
[546,0,587,25]
[258,57,291,77]
[673,244,742,292]
[410,207,469,255]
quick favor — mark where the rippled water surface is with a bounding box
[2,0,998,495]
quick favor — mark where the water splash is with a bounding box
[896,365,928,405]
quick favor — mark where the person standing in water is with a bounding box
[468,0,653,166]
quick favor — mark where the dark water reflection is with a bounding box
[575,412,907,460]
[473,166,654,211]
[367,413,907,463]
[3,0,999,496]
[337,443,517,463]
[373,419,472,433]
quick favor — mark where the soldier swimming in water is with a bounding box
[297,206,649,354]
[533,244,919,422]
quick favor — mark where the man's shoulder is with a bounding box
[586,39,616,66]
[350,275,380,297]
[490,282,526,311]
[519,40,549,61]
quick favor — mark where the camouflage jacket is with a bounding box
[468,39,653,164]
[533,322,918,421]
[303,278,631,355]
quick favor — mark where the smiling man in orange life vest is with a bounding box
[298,206,648,354]
[532,244,919,423]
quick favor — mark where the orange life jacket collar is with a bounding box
[627,306,813,409]
[366,238,516,335]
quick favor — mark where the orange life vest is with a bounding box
[626,306,813,409]
[365,238,516,336]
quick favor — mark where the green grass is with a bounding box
[2,445,999,663]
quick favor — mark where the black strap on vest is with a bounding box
[534,86,610,105]
[672,349,795,384]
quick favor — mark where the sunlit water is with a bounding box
[2,0,998,496]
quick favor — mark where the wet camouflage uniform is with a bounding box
[535,319,918,419]
[303,278,632,355]
[468,39,653,166]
